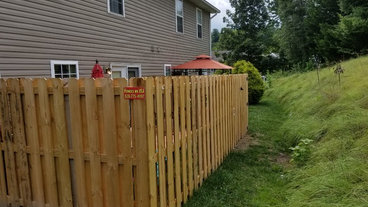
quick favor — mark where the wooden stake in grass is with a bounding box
[334,63,344,86]
[316,64,320,85]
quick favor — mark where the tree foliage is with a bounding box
[211,29,220,45]
[214,0,368,72]
[215,0,284,74]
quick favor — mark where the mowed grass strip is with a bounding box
[184,98,289,207]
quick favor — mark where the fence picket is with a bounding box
[197,77,203,185]
[190,76,198,190]
[209,76,215,171]
[1,80,19,206]
[8,79,32,206]
[172,77,182,207]
[164,77,175,207]
[201,77,207,179]
[205,78,211,176]
[155,77,167,207]
[179,77,188,202]
[38,79,59,206]
[50,79,73,207]
[84,79,103,207]
[68,79,88,206]
[22,79,45,206]
[186,76,194,196]
[100,79,120,206]
[114,78,134,207]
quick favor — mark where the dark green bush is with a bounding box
[232,60,265,104]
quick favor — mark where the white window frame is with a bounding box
[127,64,142,78]
[50,60,79,78]
[107,0,125,17]
[110,63,142,79]
[196,8,203,39]
[110,62,128,79]
[176,0,184,34]
[164,64,172,76]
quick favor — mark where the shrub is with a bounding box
[232,60,265,104]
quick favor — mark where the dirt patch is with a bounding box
[234,134,259,151]
[233,134,291,167]
[272,153,291,168]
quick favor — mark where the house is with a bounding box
[0,0,219,78]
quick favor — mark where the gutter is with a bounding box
[202,0,221,13]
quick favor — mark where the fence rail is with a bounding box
[0,74,248,207]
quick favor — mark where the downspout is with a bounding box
[209,13,218,58]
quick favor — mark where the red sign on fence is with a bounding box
[123,87,145,100]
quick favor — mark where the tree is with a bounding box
[276,0,342,67]
[215,0,281,73]
[277,0,311,67]
[336,0,368,56]
[211,29,220,44]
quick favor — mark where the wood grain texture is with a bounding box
[50,79,73,207]
[0,79,19,206]
[8,79,32,206]
[38,79,58,206]
[84,79,103,207]
[155,77,167,207]
[164,77,175,207]
[172,77,182,207]
[68,79,88,206]
[22,79,45,206]
[114,78,134,207]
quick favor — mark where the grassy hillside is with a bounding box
[186,56,368,206]
[267,56,368,206]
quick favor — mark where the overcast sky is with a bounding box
[207,0,233,31]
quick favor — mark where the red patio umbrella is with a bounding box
[172,55,232,70]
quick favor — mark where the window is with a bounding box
[176,0,184,33]
[164,64,172,76]
[50,61,79,78]
[110,63,141,79]
[108,0,125,16]
[196,8,202,38]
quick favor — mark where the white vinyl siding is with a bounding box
[50,60,79,78]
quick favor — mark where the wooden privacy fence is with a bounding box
[0,74,248,207]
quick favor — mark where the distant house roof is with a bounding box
[190,0,220,13]
[172,55,232,70]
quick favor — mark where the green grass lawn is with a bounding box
[185,56,368,206]
[184,97,290,207]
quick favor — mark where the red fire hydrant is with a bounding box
[91,60,104,78]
